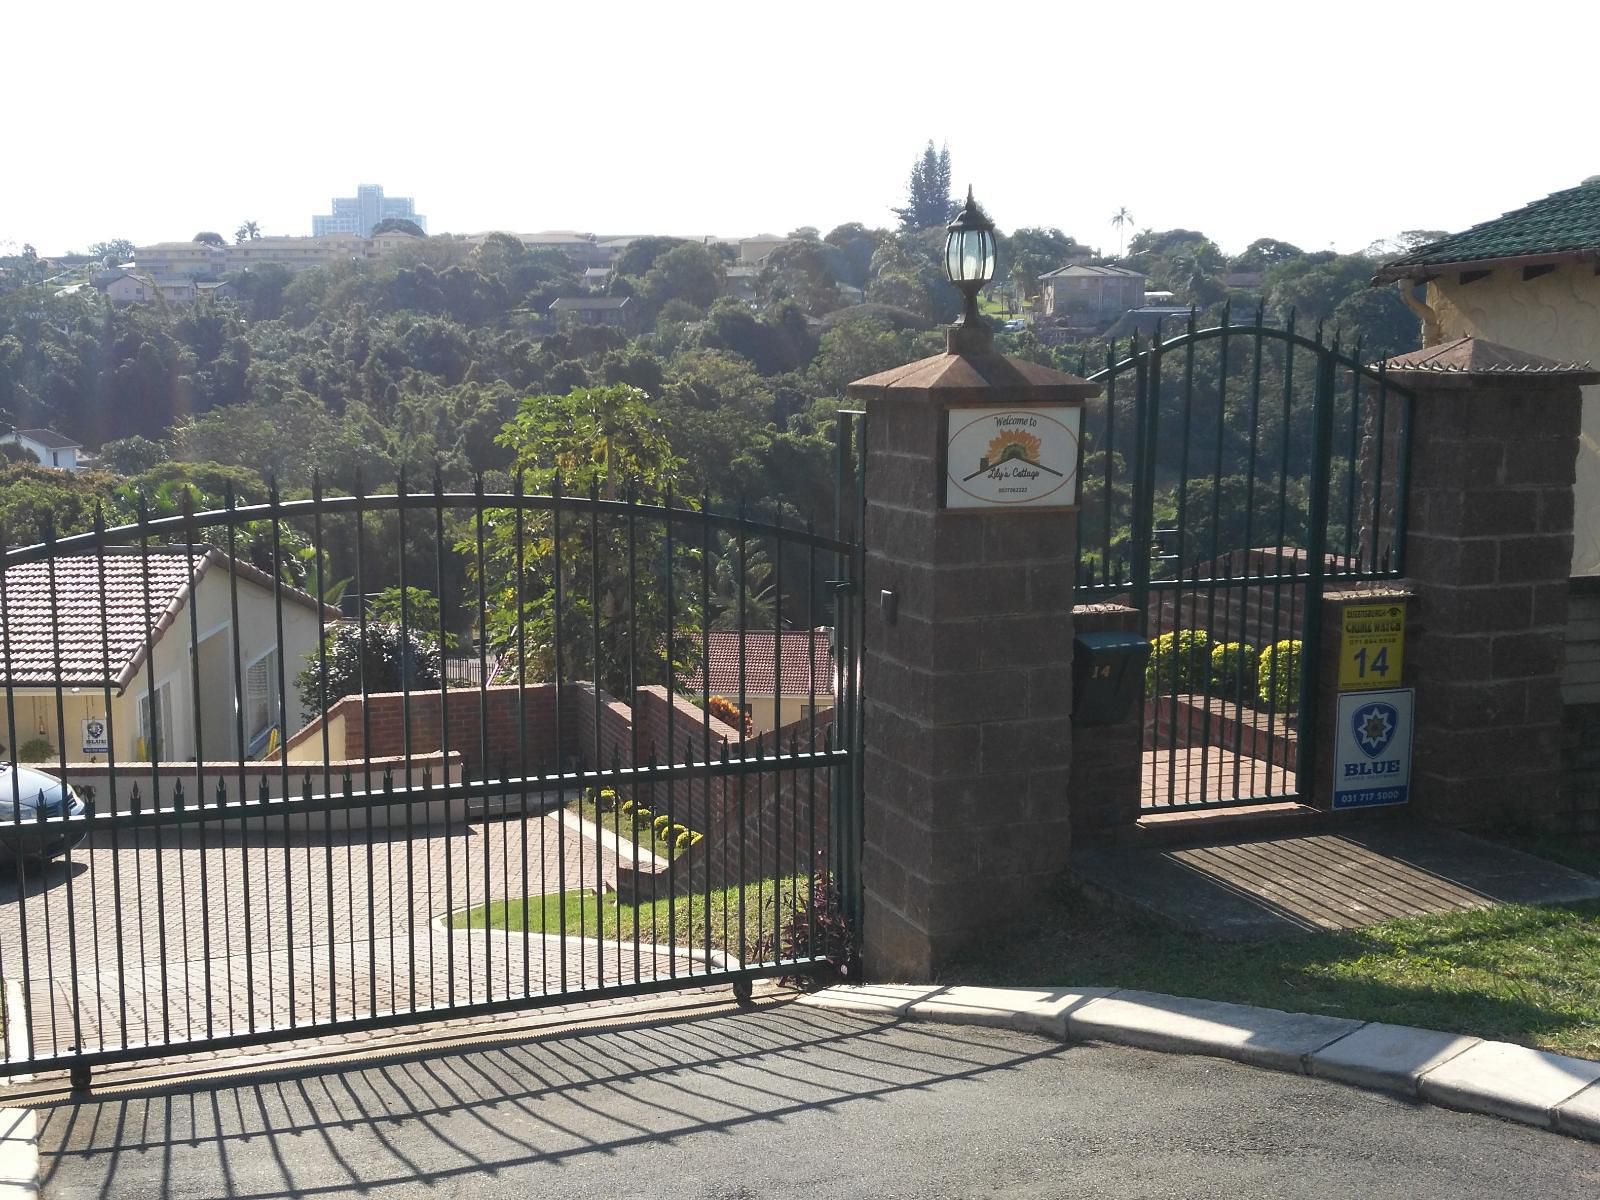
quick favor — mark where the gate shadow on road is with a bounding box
[33,1002,1070,1198]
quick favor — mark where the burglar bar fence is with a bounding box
[0,422,865,1086]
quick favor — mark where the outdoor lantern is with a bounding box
[945,186,996,330]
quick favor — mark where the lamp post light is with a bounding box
[944,187,997,353]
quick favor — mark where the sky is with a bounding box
[4,0,1596,259]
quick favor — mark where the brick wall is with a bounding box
[618,708,835,902]
[321,684,580,780]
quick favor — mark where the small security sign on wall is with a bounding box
[944,406,1082,510]
[1338,601,1406,691]
[81,717,109,756]
[1332,688,1414,810]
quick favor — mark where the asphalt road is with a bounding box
[32,1003,1600,1199]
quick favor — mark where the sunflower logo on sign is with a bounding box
[962,429,1062,483]
[988,430,1041,467]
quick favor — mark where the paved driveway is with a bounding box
[0,811,704,1068]
[33,1004,1600,1199]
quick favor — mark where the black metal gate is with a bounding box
[0,424,866,1084]
[1074,310,1412,810]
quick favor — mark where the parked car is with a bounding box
[0,766,90,865]
[1003,319,1027,331]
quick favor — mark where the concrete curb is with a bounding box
[796,983,1600,1142]
[0,979,37,1198]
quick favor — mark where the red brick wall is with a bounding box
[336,684,579,780]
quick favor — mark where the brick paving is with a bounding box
[0,812,725,1068]
[1141,748,1297,809]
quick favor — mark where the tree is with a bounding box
[192,232,227,248]
[893,141,954,231]
[234,221,261,244]
[371,217,426,238]
[1110,207,1133,257]
[1231,238,1302,272]
[1005,228,1082,299]
[295,619,441,714]
[639,242,724,314]
[89,239,136,264]
[98,435,169,475]
[471,384,698,698]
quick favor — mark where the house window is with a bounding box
[138,681,175,761]
[245,649,279,754]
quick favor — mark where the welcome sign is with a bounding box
[944,406,1082,510]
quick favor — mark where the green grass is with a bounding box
[565,793,701,859]
[453,875,811,960]
[946,870,1600,1059]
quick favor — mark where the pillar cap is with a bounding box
[1376,336,1600,387]
[845,348,1100,406]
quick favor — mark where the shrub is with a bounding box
[1258,639,1303,714]
[707,695,755,739]
[674,830,693,854]
[1209,642,1259,694]
[597,788,619,811]
[652,813,672,837]
[754,869,858,986]
[618,798,635,815]
[18,736,54,762]
[1145,629,1212,696]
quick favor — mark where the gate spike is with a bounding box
[215,778,227,807]
[302,773,313,799]
[1221,298,1232,328]
[172,780,185,811]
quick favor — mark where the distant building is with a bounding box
[1,428,82,471]
[739,236,790,266]
[549,295,636,331]
[97,270,195,306]
[680,628,836,734]
[582,266,613,291]
[312,184,426,238]
[1104,306,1196,341]
[133,235,373,283]
[1037,263,1147,323]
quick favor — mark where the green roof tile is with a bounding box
[1377,178,1600,279]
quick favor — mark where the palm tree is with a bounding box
[234,220,261,245]
[1111,207,1133,258]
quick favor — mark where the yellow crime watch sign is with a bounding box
[1338,601,1406,691]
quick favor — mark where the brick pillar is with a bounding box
[846,339,1099,979]
[1383,338,1598,830]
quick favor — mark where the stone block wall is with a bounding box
[1398,379,1578,829]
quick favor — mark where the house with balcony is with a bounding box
[549,295,637,331]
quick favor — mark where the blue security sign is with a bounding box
[1332,688,1414,810]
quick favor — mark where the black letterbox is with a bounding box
[1072,631,1151,726]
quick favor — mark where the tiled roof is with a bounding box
[1379,336,1599,380]
[1038,264,1145,280]
[550,296,630,311]
[0,547,326,690]
[1375,178,1600,280]
[11,429,79,449]
[681,629,836,699]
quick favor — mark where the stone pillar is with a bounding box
[1383,338,1599,830]
[846,343,1099,980]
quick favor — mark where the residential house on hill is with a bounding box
[0,547,329,764]
[681,628,836,734]
[1037,263,1147,324]
[1375,176,1600,574]
[549,295,637,331]
[2,429,82,471]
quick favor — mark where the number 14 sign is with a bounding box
[1338,601,1406,691]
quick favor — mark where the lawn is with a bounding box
[945,864,1600,1059]
[453,875,817,964]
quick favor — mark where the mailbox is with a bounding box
[1072,631,1151,726]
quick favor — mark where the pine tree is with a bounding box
[893,141,955,231]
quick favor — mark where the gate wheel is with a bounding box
[732,978,754,1005]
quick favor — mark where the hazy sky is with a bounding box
[4,0,1595,258]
